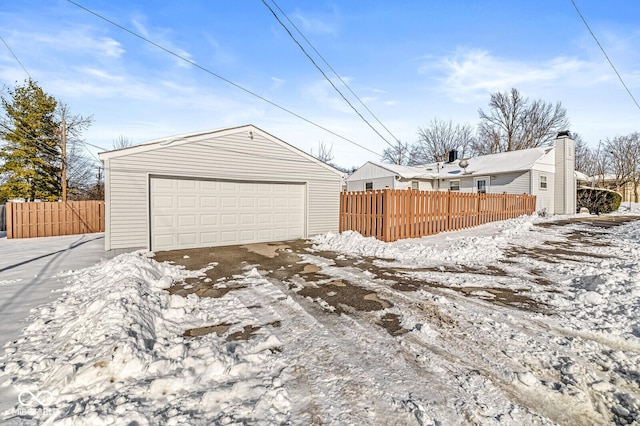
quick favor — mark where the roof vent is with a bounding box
[447,150,458,163]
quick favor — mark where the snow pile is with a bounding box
[614,201,640,215]
[1,253,289,425]
[312,214,540,265]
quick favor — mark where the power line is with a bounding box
[0,34,31,79]
[268,0,402,145]
[261,0,395,149]
[570,0,640,113]
[66,0,382,158]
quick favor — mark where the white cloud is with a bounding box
[421,47,611,103]
[131,18,150,39]
[291,8,338,35]
[99,37,125,57]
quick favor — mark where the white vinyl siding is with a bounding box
[532,170,555,213]
[489,172,530,194]
[102,127,342,250]
[346,176,395,191]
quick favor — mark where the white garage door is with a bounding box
[150,177,305,251]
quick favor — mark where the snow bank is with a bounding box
[312,215,540,265]
[0,253,289,425]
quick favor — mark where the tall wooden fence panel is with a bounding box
[340,189,536,242]
[6,201,105,239]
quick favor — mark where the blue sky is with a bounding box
[1,1,639,169]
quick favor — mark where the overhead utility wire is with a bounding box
[261,0,395,149]
[570,0,640,112]
[66,0,382,158]
[0,34,31,79]
[268,0,402,145]
[0,121,101,167]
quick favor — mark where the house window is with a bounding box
[365,182,373,190]
[474,176,490,194]
[450,180,460,191]
[411,181,419,190]
[476,179,487,194]
[540,175,548,190]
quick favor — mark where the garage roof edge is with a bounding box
[98,124,344,177]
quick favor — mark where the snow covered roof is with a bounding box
[366,162,433,179]
[574,170,591,182]
[430,146,553,178]
[363,147,553,180]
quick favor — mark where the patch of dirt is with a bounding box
[460,286,540,311]
[154,240,315,297]
[378,313,408,336]
[297,280,393,314]
[226,325,261,341]
[183,323,231,337]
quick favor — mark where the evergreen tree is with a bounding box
[0,79,60,202]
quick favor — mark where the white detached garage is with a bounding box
[99,125,343,251]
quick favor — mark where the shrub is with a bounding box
[576,187,622,214]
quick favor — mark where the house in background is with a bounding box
[99,124,343,252]
[346,132,576,215]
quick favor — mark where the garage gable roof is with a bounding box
[98,124,344,177]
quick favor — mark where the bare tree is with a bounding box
[113,135,134,150]
[56,102,96,198]
[409,119,474,164]
[474,88,570,154]
[605,132,640,201]
[573,133,592,174]
[381,140,410,165]
[313,141,334,164]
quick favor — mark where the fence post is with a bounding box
[6,202,13,238]
[339,192,344,233]
[383,188,391,242]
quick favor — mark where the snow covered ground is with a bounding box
[1,208,639,425]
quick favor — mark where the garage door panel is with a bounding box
[178,233,197,246]
[240,197,255,208]
[220,182,236,191]
[178,180,197,190]
[154,215,174,228]
[201,197,217,208]
[153,196,174,208]
[178,196,197,208]
[221,214,237,225]
[178,215,197,227]
[221,197,237,208]
[201,214,218,226]
[221,230,238,243]
[151,177,305,251]
[200,232,219,244]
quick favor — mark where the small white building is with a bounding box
[99,125,344,252]
[346,133,576,215]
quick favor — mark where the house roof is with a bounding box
[432,146,553,178]
[366,162,432,179]
[360,146,554,180]
[98,124,344,177]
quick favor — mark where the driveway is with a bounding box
[151,215,640,424]
[156,216,640,332]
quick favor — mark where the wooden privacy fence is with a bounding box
[340,189,536,242]
[6,200,105,239]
